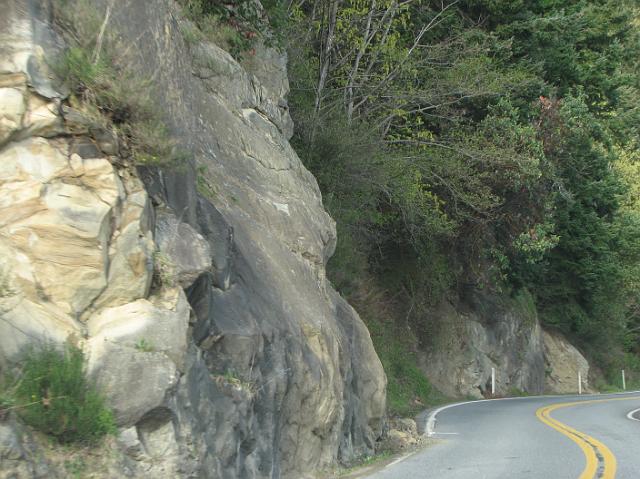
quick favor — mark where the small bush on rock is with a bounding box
[12,344,115,444]
[52,0,186,168]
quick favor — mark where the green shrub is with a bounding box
[134,338,155,353]
[153,251,177,287]
[64,456,88,479]
[350,283,449,416]
[52,0,186,169]
[179,0,289,55]
[507,387,529,397]
[11,344,115,444]
[180,0,257,58]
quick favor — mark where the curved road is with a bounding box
[367,392,640,479]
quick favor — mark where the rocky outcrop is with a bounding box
[418,289,545,398]
[0,1,386,478]
[155,210,212,288]
[0,416,58,479]
[378,418,425,454]
[543,329,592,394]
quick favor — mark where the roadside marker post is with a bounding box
[622,370,626,391]
[578,371,582,395]
[491,367,495,396]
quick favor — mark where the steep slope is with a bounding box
[0,1,385,478]
[416,288,593,398]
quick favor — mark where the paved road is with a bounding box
[367,392,640,479]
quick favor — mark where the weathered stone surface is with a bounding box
[21,93,63,139]
[0,2,387,479]
[136,412,180,460]
[0,420,25,462]
[0,294,79,364]
[0,416,57,479]
[89,190,155,314]
[0,85,25,145]
[117,427,145,460]
[378,418,424,454]
[333,291,386,463]
[85,288,189,426]
[155,211,211,288]
[0,79,154,325]
[91,126,120,156]
[88,288,190,370]
[195,197,233,290]
[543,329,592,394]
[242,43,295,139]
[419,289,545,398]
[190,33,294,140]
[0,136,157,319]
[88,343,179,427]
[98,1,386,474]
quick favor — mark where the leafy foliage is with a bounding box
[283,0,640,382]
[180,0,288,56]
[9,344,115,444]
[350,283,449,415]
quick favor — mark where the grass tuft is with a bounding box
[52,0,187,169]
[2,344,115,444]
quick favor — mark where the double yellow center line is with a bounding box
[536,397,640,479]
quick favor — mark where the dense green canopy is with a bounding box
[281,0,640,371]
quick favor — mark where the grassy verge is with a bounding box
[348,281,450,417]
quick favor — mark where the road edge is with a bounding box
[419,390,640,437]
[626,407,640,421]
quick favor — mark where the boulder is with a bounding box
[378,418,423,455]
[88,288,190,370]
[154,211,211,288]
[87,343,179,427]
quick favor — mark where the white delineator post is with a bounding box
[578,371,582,395]
[491,367,496,396]
[622,370,626,391]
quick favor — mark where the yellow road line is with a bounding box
[535,396,640,479]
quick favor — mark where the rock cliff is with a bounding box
[418,288,593,398]
[418,289,545,398]
[0,1,385,478]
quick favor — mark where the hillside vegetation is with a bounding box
[191,0,640,408]
[285,0,640,396]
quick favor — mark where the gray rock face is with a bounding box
[0,416,57,479]
[419,289,545,398]
[0,1,386,478]
[96,2,384,477]
[155,210,212,288]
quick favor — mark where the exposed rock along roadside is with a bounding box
[0,1,595,478]
[0,1,385,477]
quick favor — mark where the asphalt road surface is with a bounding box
[367,392,640,479]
